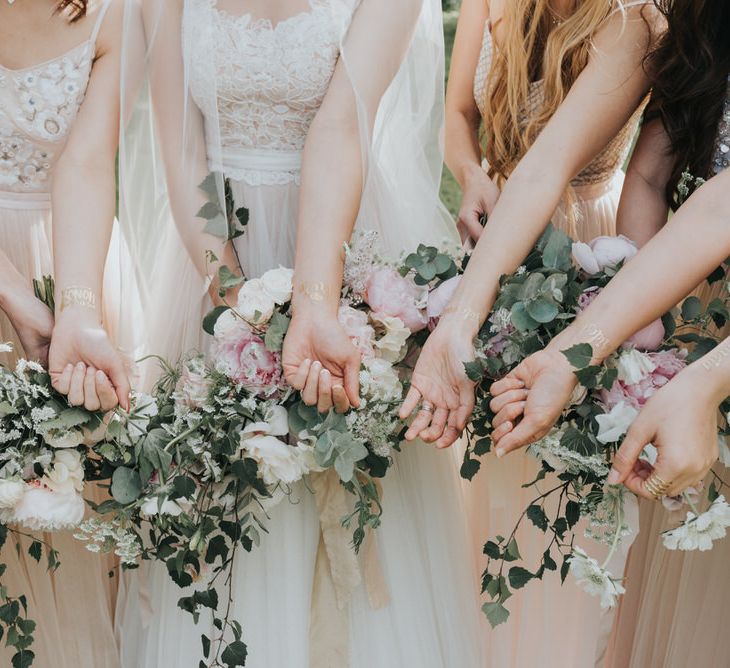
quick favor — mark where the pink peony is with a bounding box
[624,318,666,351]
[177,357,213,409]
[338,304,376,359]
[572,235,637,275]
[214,328,283,395]
[577,286,601,312]
[365,268,428,333]
[427,275,462,327]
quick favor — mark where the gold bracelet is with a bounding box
[59,286,97,312]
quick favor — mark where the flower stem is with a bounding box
[683,490,702,517]
[600,493,623,571]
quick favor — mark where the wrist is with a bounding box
[461,162,487,189]
[688,344,730,404]
[54,303,102,328]
[549,321,613,365]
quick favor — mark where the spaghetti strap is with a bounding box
[89,0,113,46]
[607,0,651,18]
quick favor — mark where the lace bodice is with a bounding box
[473,25,644,188]
[185,0,354,186]
[710,76,730,177]
[0,41,95,194]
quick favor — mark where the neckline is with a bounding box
[0,39,92,75]
[211,0,319,31]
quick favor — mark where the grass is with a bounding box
[440,11,462,217]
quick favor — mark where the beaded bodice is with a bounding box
[710,76,730,177]
[473,25,644,188]
[185,0,354,185]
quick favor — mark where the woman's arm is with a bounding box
[445,0,499,239]
[490,168,730,454]
[283,0,423,412]
[615,117,674,246]
[48,1,129,411]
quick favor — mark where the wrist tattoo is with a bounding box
[577,322,609,357]
[441,305,482,326]
[297,281,335,303]
[701,338,730,371]
[59,286,97,313]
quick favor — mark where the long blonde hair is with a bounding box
[482,0,625,183]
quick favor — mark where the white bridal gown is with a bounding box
[116,1,483,666]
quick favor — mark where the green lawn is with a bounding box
[440,11,462,217]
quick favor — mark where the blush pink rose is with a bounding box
[572,235,637,275]
[427,276,462,328]
[214,329,283,395]
[365,268,428,333]
[624,318,666,351]
[338,304,376,359]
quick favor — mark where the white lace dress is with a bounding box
[0,4,120,666]
[116,1,483,667]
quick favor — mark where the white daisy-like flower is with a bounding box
[569,546,625,609]
[0,342,13,354]
[662,495,730,551]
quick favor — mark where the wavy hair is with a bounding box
[647,0,730,209]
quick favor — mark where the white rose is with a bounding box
[616,349,656,385]
[361,357,402,403]
[0,479,26,509]
[596,402,639,444]
[236,279,276,325]
[42,449,84,495]
[240,434,308,486]
[140,496,184,518]
[12,486,85,531]
[241,405,289,440]
[372,314,410,363]
[572,236,637,275]
[213,309,249,341]
[41,429,85,449]
[260,267,294,305]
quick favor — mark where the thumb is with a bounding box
[608,421,652,485]
[343,353,361,409]
[461,211,484,241]
[107,358,132,412]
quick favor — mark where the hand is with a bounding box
[490,348,578,457]
[282,312,360,413]
[607,366,720,499]
[1,287,54,366]
[457,168,500,243]
[399,322,476,448]
[49,307,131,412]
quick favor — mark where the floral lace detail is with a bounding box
[0,42,94,192]
[710,76,730,177]
[185,0,352,186]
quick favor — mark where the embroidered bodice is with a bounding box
[473,26,644,188]
[0,41,95,193]
[710,76,730,177]
[185,0,354,186]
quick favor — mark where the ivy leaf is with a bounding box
[542,550,557,571]
[473,437,492,456]
[11,650,34,668]
[565,500,581,528]
[221,641,248,667]
[560,555,571,584]
[508,566,533,589]
[27,541,42,564]
[203,214,229,240]
[504,537,521,562]
[218,266,244,290]
[201,635,211,659]
[574,365,602,389]
[464,359,486,382]
[561,343,593,370]
[681,296,702,321]
[198,172,219,199]
[483,541,501,559]
[526,505,548,531]
[482,601,510,628]
[460,456,481,481]
[196,201,221,221]
[172,475,197,500]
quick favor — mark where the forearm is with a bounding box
[0,252,28,307]
[444,107,484,189]
[615,170,668,247]
[552,171,730,360]
[689,336,730,403]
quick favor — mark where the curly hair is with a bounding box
[647,0,730,209]
[56,0,87,22]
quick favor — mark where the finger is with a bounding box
[343,355,361,409]
[490,376,525,396]
[405,408,435,442]
[52,363,74,395]
[301,361,321,406]
[286,358,312,391]
[607,423,652,485]
[459,211,484,241]
[107,359,132,412]
[493,418,544,457]
[332,385,350,414]
[492,420,513,444]
[96,371,119,412]
[493,401,527,430]
[400,386,422,420]
[83,367,102,412]
[454,386,476,431]
[317,369,334,413]
[489,389,529,416]
[623,466,656,500]
[67,363,87,406]
[420,408,449,443]
[435,425,462,449]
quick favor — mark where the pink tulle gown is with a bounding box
[466,16,646,668]
[605,77,730,668]
[0,3,122,666]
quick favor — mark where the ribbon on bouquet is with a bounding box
[308,469,390,666]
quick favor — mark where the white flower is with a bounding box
[0,342,13,354]
[572,235,637,275]
[718,433,730,468]
[662,484,703,512]
[595,402,639,444]
[241,405,289,440]
[41,428,85,449]
[11,486,85,531]
[236,278,276,325]
[360,357,402,403]
[240,434,309,486]
[42,449,84,495]
[569,546,625,609]
[0,479,26,509]
[128,393,159,438]
[663,495,730,551]
[527,427,609,477]
[260,267,294,305]
[140,496,184,518]
[615,349,656,385]
[372,314,410,363]
[639,443,658,466]
[214,309,249,340]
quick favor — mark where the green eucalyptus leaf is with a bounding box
[111,467,142,505]
[526,297,559,324]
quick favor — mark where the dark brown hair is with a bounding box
[56,0,87,22]
[648,0,730,209]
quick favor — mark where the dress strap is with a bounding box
[89,0,113,46]
[607,0,651,18]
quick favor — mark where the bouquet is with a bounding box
[463,225,730,627]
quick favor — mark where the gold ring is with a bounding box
[420,402,435,414]
[645,473,672,500]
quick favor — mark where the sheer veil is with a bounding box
[117,0,456,383]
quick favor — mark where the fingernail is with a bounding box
[607,468,620,485]
[303,358,311,366]
[65,364,73,372]
[76,362,85,370]
[495,448,505,458]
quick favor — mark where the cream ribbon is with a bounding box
[309,469,390,667]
